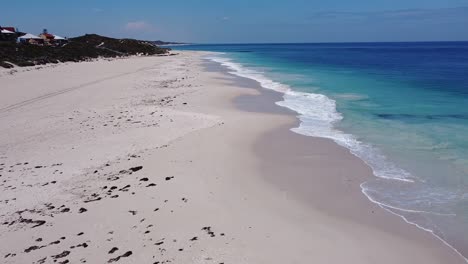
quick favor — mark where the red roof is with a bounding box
[41,33,55,39]
[1,27,16,32]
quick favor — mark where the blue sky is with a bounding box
[2,0,468,43]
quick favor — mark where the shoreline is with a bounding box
[203,56,468,262]
[0,51,465,263]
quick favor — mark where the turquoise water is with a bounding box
[173,43,468,259]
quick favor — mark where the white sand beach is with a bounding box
[0,51,465,263]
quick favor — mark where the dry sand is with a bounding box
[0,51,465,263]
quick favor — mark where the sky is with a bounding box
[2,0,468,43]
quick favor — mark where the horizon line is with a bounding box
[169,40,468,45]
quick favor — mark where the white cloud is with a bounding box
[222,16,230,21]
[92,8,102,13]
[124,21,155,32]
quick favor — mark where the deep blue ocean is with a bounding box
[172,42,468,258]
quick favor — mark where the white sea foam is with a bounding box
[208,54,414,183]
[362,186,468,263]
[207,53,468,263]
[208,55,290,93]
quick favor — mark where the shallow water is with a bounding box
[173,42,468,259]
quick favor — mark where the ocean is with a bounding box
[172,42,468,259]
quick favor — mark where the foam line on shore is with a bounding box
[362,183,468,263]
[206,52,468,263]
[206,53,413,183]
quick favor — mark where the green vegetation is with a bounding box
[0,34,169,68]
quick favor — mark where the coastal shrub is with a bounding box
[16,61,35,67]
[0,34,169,68]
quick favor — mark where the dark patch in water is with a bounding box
[377,113,468,120]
